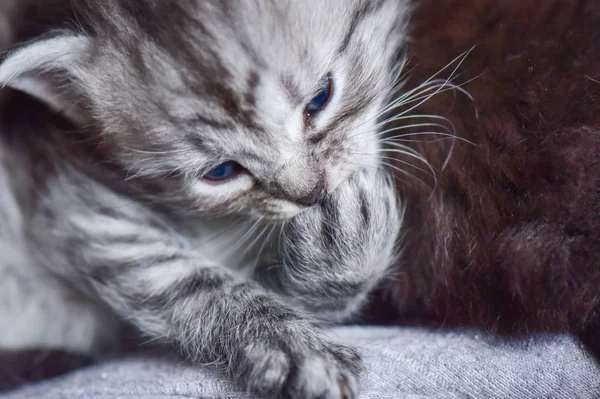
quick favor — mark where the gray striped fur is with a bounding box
[0,1,408,397]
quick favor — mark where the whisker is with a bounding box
[202,216,245,245]
[382,131,476,146]
[379,154,434,177]
[380,161,429,188]
[378,49,476,135]
[347,113,455,142]
[241,221,270,258]
[277,222,286,258]
[586,75,600,84]
[379,142,438,185]
[348,149,432,177]
[340,159,432,189]
[383,77,476,118]
[374,80,452,123]
[257,223,278,261]
[381,137,456,144]
[377,115,456,141]
[386,79,453,109]
[377,122,452,135]
[377,47,476,120]
[380,140,430,160]
[379,113,454,127]
[381,150,437,187]
[391,73,482,117]
[353,49,474,131]
[412,46,476,90]
[232,217,263,255]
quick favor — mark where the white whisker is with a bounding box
[378,154,434,177]
[382,131,476,146]
[373,79,452,124]
[347,113,456,142]
[379,148,437,187]
[386,79,452,108]
[376,47,476,133]
[232,217,263,255]
[277,223,286,258]
[257,223,278,261]
[348,149,432,177]
[586,75,600,84]
[241,221,270,258]
[377,122,452,135]
[380,161,429,188]
[383,77,474,118]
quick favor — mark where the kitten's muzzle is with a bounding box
[294,178,326,207]
[269,174,326,207]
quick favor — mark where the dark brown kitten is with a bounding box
[368,0,600,358]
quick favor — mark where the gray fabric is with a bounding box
[3,327,600,399]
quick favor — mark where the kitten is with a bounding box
[367,0,600,360]
[0,1,408,398]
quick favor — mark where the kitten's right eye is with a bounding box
[304,74,333,122]
[202,161,244,183]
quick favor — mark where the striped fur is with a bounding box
[0,1,408,398]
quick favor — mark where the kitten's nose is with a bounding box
[269,173,326,207]
[295,178,326,207]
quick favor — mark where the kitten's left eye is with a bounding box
[304,74,333,121]
[202,161,243,183]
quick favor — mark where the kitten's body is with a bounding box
[0,1,407,397]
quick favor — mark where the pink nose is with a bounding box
[294,177,326,207]
[268,173,327,207]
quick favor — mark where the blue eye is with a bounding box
[305,75,333,120]
[202,161,243,182]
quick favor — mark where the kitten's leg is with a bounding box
[92,260,362,399]
[30,175,363,399]
[268,168,402,322]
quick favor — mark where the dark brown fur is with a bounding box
[368,0,600,357]
[0,350,93,393]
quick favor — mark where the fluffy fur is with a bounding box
[0,1,408,398]
[368,0,600,355]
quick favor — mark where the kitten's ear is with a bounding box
[0,34,92,123]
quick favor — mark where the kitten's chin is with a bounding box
[261,200,305,220]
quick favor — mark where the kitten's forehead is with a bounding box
[82,0,408,133]
[90,0,407,76]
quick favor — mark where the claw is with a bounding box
[358,359,368,374]
[339,376,354,399]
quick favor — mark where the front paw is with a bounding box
[238,338,363,399]
[279,168,402,318]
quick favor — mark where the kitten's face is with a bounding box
[70,0,409,218]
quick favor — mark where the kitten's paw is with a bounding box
[279,167,401,319]
[284,348,360,399]
[240,340,363,399]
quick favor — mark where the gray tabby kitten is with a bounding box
[0,1,407,398]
